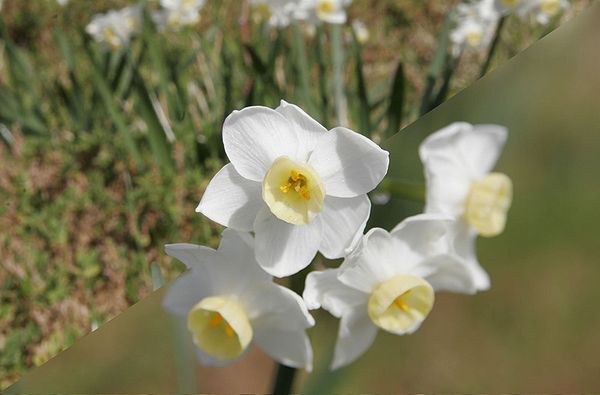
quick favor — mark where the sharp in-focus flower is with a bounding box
[296,0,353,25]
[419,122,512,291]
[517,0,570,25]
[156,0,205,30]
[197,100,389,277]
[163,228,315,370]
[303,214,477,369]
[450,1,499,57]
[249,0,301,28]
[85,6,142,51]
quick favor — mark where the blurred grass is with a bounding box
[0,0,592,389]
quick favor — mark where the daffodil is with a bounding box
[197,101,389,277]
[157,0,205,30]
[419,122,512,291]
[249,0,301,28]
[303,214,476,369]
[296,0,352,25]
[450,1,499,57]
[163,229,315,369]
[85,6,142,51]
[517,0,570,24]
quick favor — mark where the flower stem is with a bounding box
[330,23,348,126]
[292,24,315,115]
[480,16,506,77]
[272,364,297,395]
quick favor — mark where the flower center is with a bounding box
[466,29,483,47]
[262,156,325,225]
[368,274,434,335]
[501,0,521,7]
[540,0,561,16]
[187,295,252,360]
[317,0,335,16]
[465,172,513,237]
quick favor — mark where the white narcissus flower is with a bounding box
[296,0,352,25]
[197,101,389,277]
[85,6,142,51]
[351,20,369,44]
[303,214,477,369]
[420,122,512,291]
[249,0,301,28]
[57,0,69,6]
[158,0,205,30]
[163,228,315,370]
[517,0,570,25]
[450,1,499,57]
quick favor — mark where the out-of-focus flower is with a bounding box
[518,0,570,24]
[352,20,369,44]
[57,0,69,6]
[197,100,389,277]
[493,0,529,15]
[304,214,476,369]
[249,0,301,28]
[419,122,512,290]
[163,228,315,369]
[450,1,500,57]
[156,0,205,30]
[296,0,352,25]
[85,5,142,51]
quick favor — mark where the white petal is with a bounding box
[210,229,272,295]
[423,166,472,217]
[390,213,454,262]
[309,127,389,198]
[337,228,400,293]
[196,164,263,231]
[319,195,371,259]
[253,328,313,372]
[223,106,298,182]
[164,243,216,270]
[162,268,213,317]
[454,220,490,291]
[331,308,378,370]
[303,269,368,317]
[418,254,477,294]
[253,207,322,277]
[420,122,507,181]
[244,282,315,332]
[276,100,327,161]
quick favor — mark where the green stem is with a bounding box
[378,178,425,203]
[330,24,347,126]
[480,16,506,77]
[272,364,297,395]
[292,24,314,114]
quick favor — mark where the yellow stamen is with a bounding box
[317,0,335,15]
[209,312,222,327]
[225,324,234,337]
[280,170,311,201]
[394,290,411,312]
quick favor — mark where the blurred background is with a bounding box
[0,0,597,391]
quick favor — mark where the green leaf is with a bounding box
[351,34,371,135]
[386,62,405,138]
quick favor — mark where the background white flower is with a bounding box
[419,122,512,291]
[163,228,315,370]
[85,6,142,51]
[517,0,570,24]
[450,0,500,57]
[295,0,353,25]
[303,214,476,369]
[156,0,205,30]
[249,0,302,28]
[197,100,389,277]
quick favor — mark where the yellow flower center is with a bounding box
[262,156,325,225]
[465,172,513,237]
[540,0,561,16]
[317,0,335,16]
[501,0,521,7]
[187,295,252,360]
[103,28,121,49]
[466,30,483,47]
[368,274,434,335]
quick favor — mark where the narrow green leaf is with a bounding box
[386,62,405,138]
[351,34,371,135]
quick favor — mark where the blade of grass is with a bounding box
[385,62,405,138]
[351,33,371,135]
[330,24,348,126]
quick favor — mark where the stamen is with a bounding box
[393,290,411,312]
[225,324,234,337]
[209,312,222,327]
[279,170,311,201]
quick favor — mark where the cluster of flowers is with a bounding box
[85,0,206,51]
[163,101,513,370]
[450,0,570,56]
[84,0,362,51]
